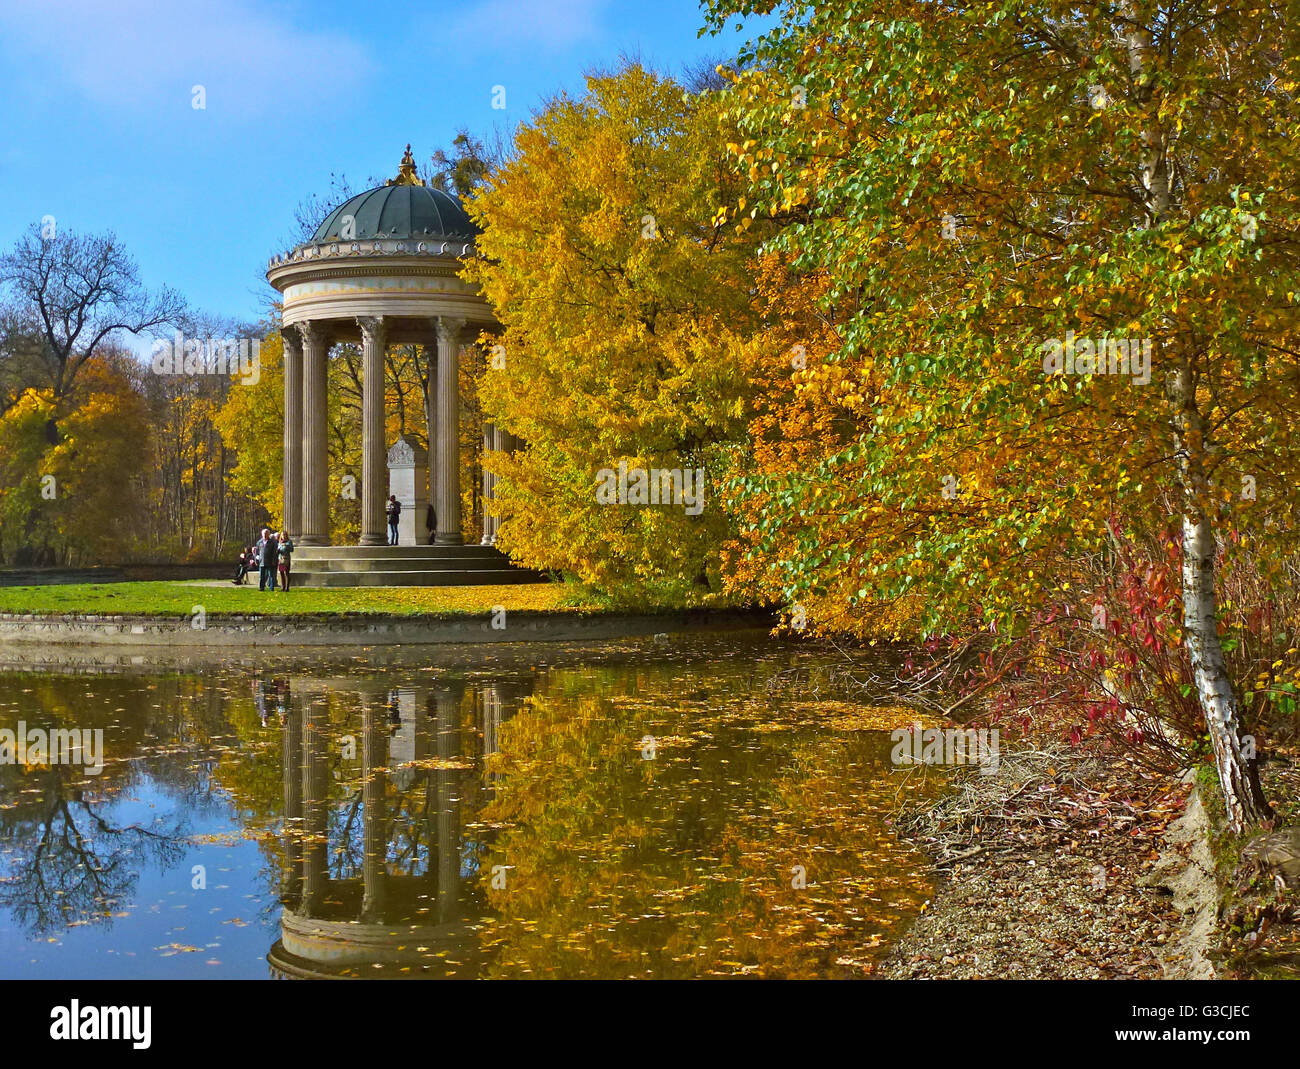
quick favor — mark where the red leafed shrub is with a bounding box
[903,522,1300,774]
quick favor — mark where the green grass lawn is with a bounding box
[0,580,607,618]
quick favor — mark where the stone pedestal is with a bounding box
[387,437,431,546]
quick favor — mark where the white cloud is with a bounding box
[0,0,373,117]
[443,0,609,51]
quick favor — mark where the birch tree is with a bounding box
[710,0,1300,830]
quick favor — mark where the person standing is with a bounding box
[386,495,402,546]
[277,530,295,592]
[256,528,279,591]
[232,545,253,585]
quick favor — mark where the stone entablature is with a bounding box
[269,251,494,337]
[268,238,477,268]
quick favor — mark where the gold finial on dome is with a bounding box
[387,144,425,186]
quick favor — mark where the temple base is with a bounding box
[291,544,543,587]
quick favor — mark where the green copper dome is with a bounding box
[311,183,477,244]
[298,147,478,249]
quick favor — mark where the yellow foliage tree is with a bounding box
[0,358,149,564]
[465,62,766,604]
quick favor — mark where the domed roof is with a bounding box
[309,146,478,244]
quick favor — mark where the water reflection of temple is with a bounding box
[267,676,527,979]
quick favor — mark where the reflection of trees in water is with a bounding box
[139,675,250,820]
[476,659,936,978]
[0,670,243,941]
[0,767,188,937]
[0,656,932,976]
[0,672,234,819]
[329,784,440,883]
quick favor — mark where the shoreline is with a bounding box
[877,747,1214,979]
[0,606,776,647]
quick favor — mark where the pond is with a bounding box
[0,634,935,979]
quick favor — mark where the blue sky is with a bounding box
[0,0,767,333]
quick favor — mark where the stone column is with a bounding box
[422,335,438,531]
[480,422,495,545]
[357,316,389,547]
[490,424,504,544]
[299,321,331,546]
[281,688,303,905]
[434,317,465,545]
[433,682,463,921]
[360,696,388,922]
[300,696,329,918]
[487,425,511,545]
[281,326,303,534]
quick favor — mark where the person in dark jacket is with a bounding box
[232,545,254,585]
[256,528,279,591]
[386,495,402,545]
[277,530,294,592]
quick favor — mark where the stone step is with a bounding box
[286,543,545,587]
[297,556,522,572]
[295,544,508,560]
[293,569,546,588]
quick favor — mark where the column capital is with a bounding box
[300,319,332,350]
[356,315,389,345]
[281,324,304,351]
[436,316,466,347]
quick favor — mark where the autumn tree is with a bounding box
[283,175,360,250]
[0,352,150,564]
[428,130,507,199]
[0,224,203,564]
[0,224,185,417]
[464,61,766,603]
[707,0,1300,830]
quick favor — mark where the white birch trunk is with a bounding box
[1126,4,1266,831]
[1175,360,1267,833]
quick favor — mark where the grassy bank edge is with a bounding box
[0,578,764,621]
